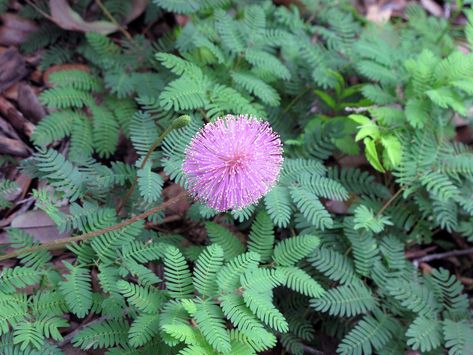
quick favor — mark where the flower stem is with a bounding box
[116,116,188,214]
[376,186,405,217]
[0,192,188,262]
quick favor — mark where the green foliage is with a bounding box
[2,0,473,354]
[247,210,275,262]
[273,235,320,267]
[137,163,164,204]
[289,186,333,230]
[311,282,377,317]
[337,311,398,355]
[0,179,18,209]
[31,111,77,147]
[59,262,93,318]
[117,281,162,313]
[205,222,245,260]
[353,205,393,233]
[48,70,102,91]
[309,247,356,284]
[406,317,442,352]
[0,266,41,293]
[443,320,473,355]
[33,148,84,201]
[264,186,292,228]
[193,244,224,296]
[163,246,195,299]
[72,320,129,350]
[7,229,51,269]
[39,87,92,109]
[193,300,231,353]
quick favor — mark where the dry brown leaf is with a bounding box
[0,14,38,46]
[336,154,369,168]
[420,0,443,17]
[15,173,32,201]
[49,0,148,34]
[0,96,35,136]
[366,4,392,24]
[0,134,30,156]
[0,47,28,93]
[10,210,70,243]
[18,83,46,123]
[3,83,19,101]
[0,115,22,140]
[324,200,349,214]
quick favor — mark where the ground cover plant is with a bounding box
[0,0,473,353]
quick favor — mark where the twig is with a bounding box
[25,0,54,21]
[376,186,405,217]
[94,0,135,44]
[0,192,188,262]
[451,233,473,261]
[413,247,473,268]
[302,345,325,355]
[198,108,210,123]
[405,246,437,259]
[147,214,182,229]
[344,106,372,113]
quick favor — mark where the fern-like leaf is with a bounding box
[310,282,376,317]
[59,262,92,318]
[309,247,357,284]
[194,299,232,354]
[247,210,275,263]
[163,246,194,299]
[128,314,160,347]
[264,186,292,228]
[72,320,129,350]
[279,266,325,298]
[273,235,320,266]
[117,281,163,313]
[193,244,224,297]
[289,186,333,230]
[205,222,244,261]
[406,317,442,352]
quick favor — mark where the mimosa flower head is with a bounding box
[183,114,283,211]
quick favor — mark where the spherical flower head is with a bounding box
[183,114,283,211]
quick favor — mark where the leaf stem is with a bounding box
[283,87,311,113]
[376,186,405,217]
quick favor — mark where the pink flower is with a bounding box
[183,115,283,211]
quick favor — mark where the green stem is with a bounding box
[116,124,176,213]
[284,87,311,113]
[376,186,405,217]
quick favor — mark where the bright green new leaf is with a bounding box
[363,137,385,172]
[381,135,402,169]
[350,114,380,142]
